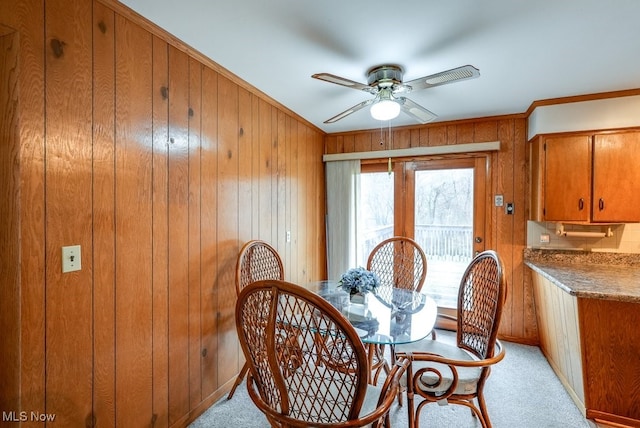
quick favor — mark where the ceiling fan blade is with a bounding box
[312,73,376,93]
[324,99,374,123]
[404,65,480,91]
[396,97,437,124]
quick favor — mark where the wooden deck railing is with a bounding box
[361,225,473,261]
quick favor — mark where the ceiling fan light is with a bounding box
[370,99,400,121]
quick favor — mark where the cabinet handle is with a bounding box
[578,198,584,210]
[599,198,605,211]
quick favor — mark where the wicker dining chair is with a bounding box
[366,236,427,294]
[227,240,285,400]
[366,236,429,385]
[236,279,409,428]
[395,250,507,428]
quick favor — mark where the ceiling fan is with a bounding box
[312,64,480,124]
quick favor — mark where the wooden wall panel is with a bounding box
[114,14,154,427]
[0,0,48,421]
[324,116,536,343]
[409,128,420,148]
[456,122,475,143]
[238,87,253,245]
[45,0,94,424]
[200,65,219,398]
[93,3,116,426]
[188,57,203,409]
[342,134,355,152]
[297,124,310,283]
[418,128,429,147]
[494,120,515,338]
[151,34,170,428]
[446,125,457,144]
[0,28,20,412]
[289,121,300,281]
[258,99,273,242]
[307,125,317,280]
[271,109,279,247]
[428,125,447,146]
[236,86,253,373]
[216,75,240,388]
[284,115,293,275]
[167,45,191,425]
[474,120,498,142]
[325,134,338,154]
[277,110,287,255]
[515,120,537,340]
[250,95,261,238]
[354,132,372,152]
[393,128,411,150]
[6,0,327,425]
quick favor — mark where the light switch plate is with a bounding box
[62,245,81,273]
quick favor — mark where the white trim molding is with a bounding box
[528,95,640,140]
[322,141,501,162]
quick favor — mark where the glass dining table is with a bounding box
[306,281,438,384]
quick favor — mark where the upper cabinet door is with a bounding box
[593,132,640,222]
[544,135,592,222]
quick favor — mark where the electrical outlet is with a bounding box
[494,194,504,207]
[540,234,550,243]
[286,231,291,243]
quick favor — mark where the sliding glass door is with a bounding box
[358,157,487,308]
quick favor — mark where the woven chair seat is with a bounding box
[396,339,481,396]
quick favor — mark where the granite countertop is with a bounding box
[524,249,640,303]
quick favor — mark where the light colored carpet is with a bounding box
[190,332,592,427]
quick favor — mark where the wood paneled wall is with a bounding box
[0,26,20,414]
[325,118,538,344]
[0,0,325,426]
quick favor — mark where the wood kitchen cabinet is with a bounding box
[592,132,640,221]
[530,130,640,223]
[530,272,585,414]
[529,265,640,427]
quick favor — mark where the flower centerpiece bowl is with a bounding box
[338,267,380,303]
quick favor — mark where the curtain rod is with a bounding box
[322,141,500,162]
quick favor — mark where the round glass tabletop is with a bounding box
[307,281,438,346]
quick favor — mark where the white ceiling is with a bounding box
[119,0,640,134]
